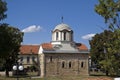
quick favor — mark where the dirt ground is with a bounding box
[86,77,113,80]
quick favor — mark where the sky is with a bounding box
[3,0,106,48]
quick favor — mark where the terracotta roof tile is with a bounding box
[41,43,88,51]
[20,45,40,55]
[41,43,54,50]
[75,43,88,51]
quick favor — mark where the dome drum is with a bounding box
[52,23,73,42]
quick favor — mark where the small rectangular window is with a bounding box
[20,57,23,62]
[32,56,35,62]
[27,57,30,63]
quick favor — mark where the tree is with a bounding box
[90,0,120,76]
[95,0,120,30]
[0,0,24,77]
[0,24,24,76]
[0,0,7,21]
[90,30,120,76]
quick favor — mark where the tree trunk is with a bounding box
[106,70,108,76]
[5,69,9,77]
[5,59,10,77]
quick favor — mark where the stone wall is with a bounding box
[43,53,89,77]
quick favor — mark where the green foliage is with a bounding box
[0,24,23,57]
[0,0,24,77]
[95,0,120,30]
[90,30,120,76]
[92,0,120,76]
[0,0,7,21]
[0,24,24,76]
[90,30,113,63]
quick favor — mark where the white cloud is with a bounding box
[22,25,42,33]
[81,33,95,40]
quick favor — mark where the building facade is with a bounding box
[19,23,89,77]
[19,45,39,69]
[38,23,89,77]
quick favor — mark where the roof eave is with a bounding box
[43,50,89,54]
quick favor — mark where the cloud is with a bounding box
[22,25,42,33]
[81,33,95,40]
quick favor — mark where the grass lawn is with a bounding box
[0,75,114,80]
[0,72,114,80]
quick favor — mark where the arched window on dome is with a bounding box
[56,32,59,40]
[71,31,73,41]
[63,32,66,41]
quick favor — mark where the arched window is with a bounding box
[63,32,66,40]
[69,62,72,68]
[62,62,65,68]
[81,62,84,68]
[56,32,59,40]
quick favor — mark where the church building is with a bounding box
[19,23,89,77]
[38,23,89,77]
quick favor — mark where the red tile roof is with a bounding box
[41,43,88,51]
[20,43,88,54]
[20,45,40,55]
[41,43,54,50]
[75,43,88,51]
